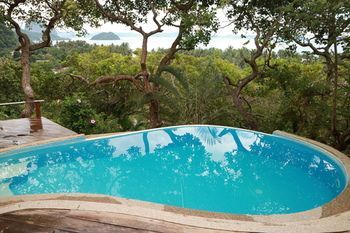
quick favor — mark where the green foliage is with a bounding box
[57,93,121,134]
[226,0,287,32]
[0,58,22,119]
[28,44,145,132]
[1,0,349,155]
[177,6,219,49]
[281,0,350,49]
[260,60,330,137]
[158,54,239,126]
[68,46,139,78]
[31,62,69,100]
[182,47,252,68]
[31,41,97,62]
[155,65,189,92]
[0,12,348,151]
[0,22,17,57]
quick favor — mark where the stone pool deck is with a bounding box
[0,126,350,232]
[0,193,350,233]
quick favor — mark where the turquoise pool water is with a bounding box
[0,126,347,215]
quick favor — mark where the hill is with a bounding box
[91,32,120,40]
[24,23,67,41]
[22,30,67,42]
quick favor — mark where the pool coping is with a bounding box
[0,126,349,232]
[0,134,85,154]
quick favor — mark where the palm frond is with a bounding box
[151,75,180,96]
[195,127,222,146]
[157,65,189,92]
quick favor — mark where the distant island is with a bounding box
[91,32,120,40]
[23,30,67,41]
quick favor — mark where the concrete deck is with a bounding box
[0,117,77,149]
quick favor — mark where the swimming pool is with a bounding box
[0,125,347,215]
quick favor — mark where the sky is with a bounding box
[67,11,263,50]
[55,9,297,51]
[22,6,292,51]
[83,9,235,36]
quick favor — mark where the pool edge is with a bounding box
[0,126,349,232]
[0,193,349,232]
[0,134,86,154]
[273,130,350,218]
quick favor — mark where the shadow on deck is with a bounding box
[0,117,76,149]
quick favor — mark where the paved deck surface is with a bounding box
[0,117,76,149]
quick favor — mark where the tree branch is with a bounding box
[293,37,330,58]
[170,0,195,11]
[30,0,65,51]
[94,0,145,35]
[5,0,28,47]
[158,25,184,68]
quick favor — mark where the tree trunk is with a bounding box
[337,129,350,151]
[331,42,339,140]
[232,90,259,130]
[149,99,161,128]
[225,75,259,131]
[325,54,341,146]
[20,43,35,118]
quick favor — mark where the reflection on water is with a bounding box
[0,126,346,215]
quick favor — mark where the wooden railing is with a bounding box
[0,100,44,132]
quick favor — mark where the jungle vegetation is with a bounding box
[0,0,349,152]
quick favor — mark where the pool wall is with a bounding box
[0,126,350,232]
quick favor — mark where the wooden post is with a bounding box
[0,100,44,132]
[30,101,43,132]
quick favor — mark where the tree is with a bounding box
[0,22,17,56]
[263,59,330,137]
[0,0,90,117]
[72,0,218,127]
[0,57,22,119]
[281,0,350,149]
[223,0,283,130]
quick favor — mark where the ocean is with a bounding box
[62,34,257,50]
